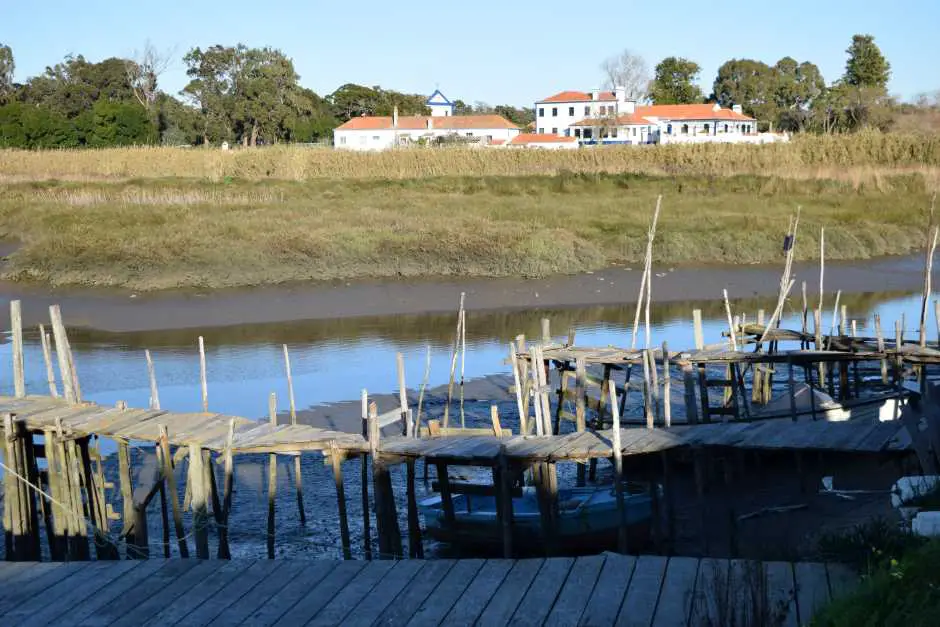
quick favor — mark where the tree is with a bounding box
[0,43,13,103]
[844,34,890,89]
[126,41,173,111]
[601,49,651,101]
[20,55,137,119]
[712,59,777,122]
[81,100,156,147]
[774,57,826,131]
[649,57,703,104]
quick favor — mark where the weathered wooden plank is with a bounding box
[688,558,729,627]
[509,556,575,626]
[475,559,544,625]
[764,561,798,627]
[77,559,201,626]
[109,560,226,627]
[143,560,257,626]
[309,560,397,625]
[826,562,860,602]
[545,554,605,626]
[340,560,426,627]
[579,554,637,626]
[0,563,87,615]
[373,560,457,626]
[272,561,366,626]
[181,560,283,626]
[651,556,700,627]
[5,560,139,626]
[617,554,668,626]
[0,562,30,584]
[61,560,169,625]
[406,558,485,627]
[209,561,309,626]
[443,559,514,627]
[793,562,830,625]
[239,560,334,627]
[0,561,64,593]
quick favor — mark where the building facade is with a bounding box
[334,110,520,151]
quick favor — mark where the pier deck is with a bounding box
[0,555,855,626]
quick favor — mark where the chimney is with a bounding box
[591,89,600,101]
[622,100,636,114]
[392,106,399,128]
[427,117,433,130]
[732,104,743,115]
[614,86,626,103]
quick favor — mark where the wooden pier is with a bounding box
[0,554,856,626]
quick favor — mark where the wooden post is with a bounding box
[510,344,528,436]
[815,309,826,386]
[416,345,431,437]
[920,226,939,348]
[436,462,456,532]
[801,280,809,337]
[282,345,306,526]
[78,439,118,560]
[2,415,40,561]
[49,305,79,403]
[144,349,160,410]
[662,341,672,428]
[218,419,235,559]
[158,425,189,557]
[541,318,551,344]
[723,289,737,351]
[459,308,467,428]
[788,355,798,422]
[330,441,353,560]
[443,292,465,428]
[681,363,699,425]
[496,449,513,559]
[42,428,65,560]
[692,309,704,350]
[360,389,372,560]
[63,436,89,560]
[118,441,146,559]
[875,314,888,384]
[575,358,587,486]
[530,347,545,436]
[642,349,654,429]
[405,457,422,560]
[935,300,940,346]
[396,351,410,437]
[11,300,25,398]
[266,392,277,559]
[39,325,58,398]
[608,379,627,553]
[198,336,208,412]
[188,443,209,559]
[372,416,402,559]
[895,320,904,384]
[649,347,661,424]
[818,226,825,315]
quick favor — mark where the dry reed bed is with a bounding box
[0,132,938,183]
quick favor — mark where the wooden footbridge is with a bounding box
[0,554,857,626]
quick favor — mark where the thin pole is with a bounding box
[283,345,306,525]
[662,341,672,428]
[397,352,410,437]
[920,225,939,348]
[631,195,661,349]
[218,419,235,559]
[198,336,208,412]
[827,291,842,349]
[189,443,209,559]
[330,441,353,560]
[11,300,25,397]
[459,308,467,428]
[818,227,825,314]
[360,389,372,560]
[443,292,465,428]
[39,325,58,398]
[158,425,188,557]
[267,392,277,559]
[416,345,431,437]
[145,349,160,410]
[49,305,79,403]
[608,379,626,553]
[510,343,527,436]
[723,289,737,351]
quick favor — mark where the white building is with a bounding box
[334,90,521,151]
[535,89,761,145]
[499,133,579,149]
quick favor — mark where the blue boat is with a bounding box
[418,482,655,553]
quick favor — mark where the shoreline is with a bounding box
[1,255,928,333]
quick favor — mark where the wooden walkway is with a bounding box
[0,555,856,626]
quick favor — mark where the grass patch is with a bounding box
[0,171,934,290]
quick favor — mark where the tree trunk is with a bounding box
[250,121,259,147]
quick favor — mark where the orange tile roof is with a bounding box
[538,90,617,103]
[570,114,653,126]
[637,104,754,121]
[489,139,507,146]
[509,133,578,145]
[336,114,519,131]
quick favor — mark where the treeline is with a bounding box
[0,42,533,149]
[609,34,938,133]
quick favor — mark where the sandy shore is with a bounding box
[1,255,927,332]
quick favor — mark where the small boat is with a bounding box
[418,482,655,553]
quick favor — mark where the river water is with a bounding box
[0,288,928,559]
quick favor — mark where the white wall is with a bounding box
[334,126,520,151]
[534,97,635,137]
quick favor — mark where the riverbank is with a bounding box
[0,170,936,292]
[3,254,927,332]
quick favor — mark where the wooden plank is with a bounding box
[374,560,457,626]
[143,560,258,626]
[406,558,485,626]
[309,560,397,625]
[63,560,170,625]
[0,561,64,593]
[793,562,830,625]
[339,560,426,627]
[509,556,575,626]
[181,560,284,626]
[826,562,860,602]
[272,561,367,626]
[239,560,334,627]
[109,560,227,627]
[0,562,30,584]
[77,559,201,626]
[210,562,310,626]
[617,554,668,626]
[688,558,729,627]
[579,554,637,626]
[651,556,700,627]
[443,559,514,627]
[545,554,605,626]
[0,563,88,615]
[476,559,544,625]
[764,561,798,627]
[5,560,140,626]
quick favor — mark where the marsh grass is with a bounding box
[0,171,934,290]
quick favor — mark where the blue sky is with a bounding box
[3,0,938,107]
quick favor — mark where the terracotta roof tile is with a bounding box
[538,90,617,103]
[637,104,754,121]
[570,114,653,126]
[509,133,578,145]
[336,114,519,131]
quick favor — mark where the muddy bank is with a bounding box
[0,255,927,333]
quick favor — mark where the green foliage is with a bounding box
[0,103,78,148]
[844,35,891,89]
[818,518,925,575]
[0,43,13,104]
[650,57,704,104]
[81,100,156,147]
[813,539,940,627]
[328,83,429,121]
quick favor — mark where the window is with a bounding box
[574,128,581,138]
[552,107,558,117]
[486,135,493,142]
[538,128,544,134]
[551,128,558,135]
[584,106,590,115]
[466,132,473,137]
[538,108,544,117]
[666,124,673,135]
[339,136,346,145]
[704,123,710,134]
[723,124,729,133]
[599,105,607,115]
[568,107,574,116]
[611,128,618,138]
[681,124,689,134]
[564,129,570,137]
[584,128,593,139]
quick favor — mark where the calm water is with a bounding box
[0,288,928,559]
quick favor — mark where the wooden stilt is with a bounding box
[436,462,456,533]
[510,343,528,436]
[49,305,79,403]
[78,438,118,559]
[145,349,160,410]
[642,349,654,429]
[443,292,465,428]
[405,457,422,560]
[198,336,209,412]
[649,347,661,423]
[662,341,671,427]
[681,363,699,425]
[875,314,888,384]
[11,301,25,398]
[39,325,59,398]
[330,441,353,560]
[692,309,704,350]
[575,358,587,486]
[608,379,627,554]
[266,392,277,560]
[372,451,402,559]
[2,415,40,561]
[282,345,306,526]
[360,389,372,560]
[118,441,145,559]
[218,419,235,559]
[158,425,188,557]
[189,443,209,559]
